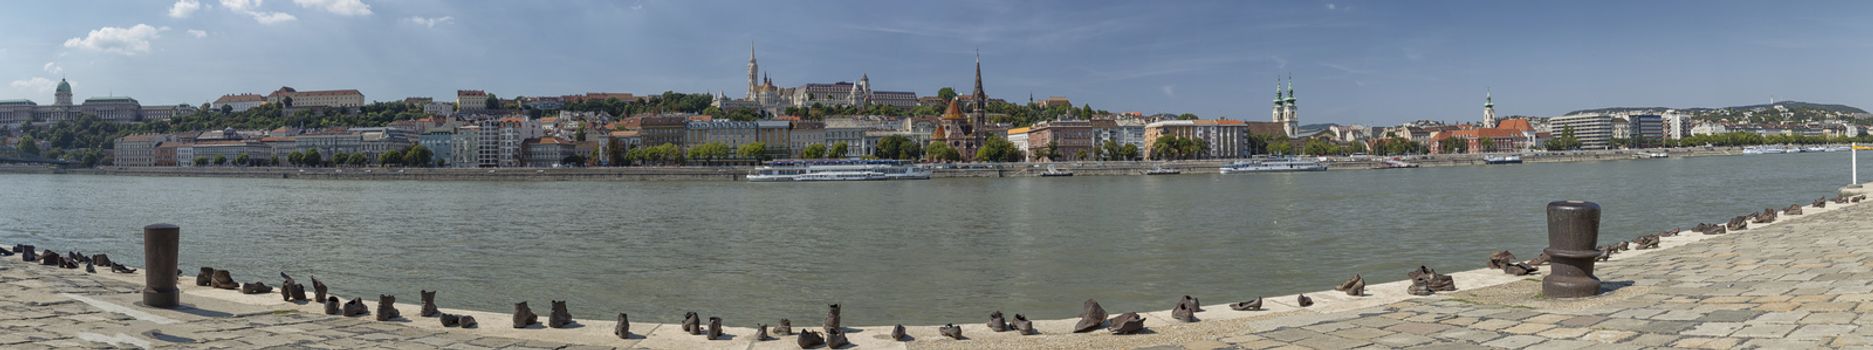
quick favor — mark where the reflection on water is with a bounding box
[0,152,1862,325]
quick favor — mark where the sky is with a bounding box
[3,0,1872,126]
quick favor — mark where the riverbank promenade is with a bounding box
[2,189,1870,349]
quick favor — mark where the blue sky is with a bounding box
[3,0,1871,125]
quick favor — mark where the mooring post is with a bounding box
[1542,201,1602,298]
[142,224,180,308]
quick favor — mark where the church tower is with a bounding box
[1482,91,1497,128]
[746,43,759,100]
[969,51,988,143]
[1271,79,1284,127]
[1282,77,1298,137]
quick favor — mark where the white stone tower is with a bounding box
[1482,91,1497,128]
[746,43,759,100]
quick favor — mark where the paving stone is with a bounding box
[1480,334,1546,349]
[1788,324,1858,339]
[1731,323,1799,338]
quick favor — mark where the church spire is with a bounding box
[971,49,985,105]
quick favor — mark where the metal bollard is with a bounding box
[1541,201,1602,298]
[142,224,180,308]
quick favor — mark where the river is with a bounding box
[0,151,1862,326]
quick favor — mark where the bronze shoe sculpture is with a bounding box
[754,323,771,341]
[1815,197,1829,208]
[1526,252,1550,266]
[91,254,111,268]
[1183,295,1204,312]
[706,316,723,340]
[939,323,964,340]
[323,296,341,315]
[240,282,272,294]
[376,295,400,321]
[512,302,538,328]
[615,313,631,339]
[1726,216,1748,231]
[1013,314,1036,335]
[776,319,793,335]
[1786,204,1804,215]
[824,303,841,331]
[1336,275,1366,296]
[1298,294,1313,307]
[419,290,438,317]
[1614,241,1630,251]
[1072,299,1107,333]
[85,261,95,273]
[211,270,238,290]
[196,267,214,286]
[311,275,329,302]
[441,313,461,327]
[548,300,573,328]
[890,324,908,340]
[281,273,309,302]
[342,297,369,317]
[1487,250,1517,269]
[1407,282,1435,296]
[458,315,477,328]
[1753,208,1776,224]
[1108,312,1146,335]
[110,263,136,274]
[1230,297,1264,311]
[278,273,297,302]
[987,311,1008,332]
[1172,299,1198,322]
[797,330,825,348]
[17,246,34,262]
[681,312,701,335]
[39,253,61,266]
[1503,262,1537,276]
[825,328,850,348]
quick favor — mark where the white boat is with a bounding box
[1484,155,1523,164]
[1040,165,1075,177]
[1379,159,1419,169]
[794,171,887,181]
[1219,158,1327,174]
[1804,146,1828,153]
[1743,146,1785,155]
[747,160,931,182]
[1144,166,1181,175]
[1633,152,1668,159]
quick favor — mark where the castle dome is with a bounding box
[55,79,70,94]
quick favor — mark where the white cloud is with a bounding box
[221,0,298,24]
[293,0,371,16]
[1326,3,1338,10]
[62,24,165,56]
[188,29,209,38]
[250,11,297,24]
[406,16,453,28]
[1160,85,1176,98]
[169,0,205,18]
[10,77,57,93]
[42,62,62,75]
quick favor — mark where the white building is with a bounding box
[1548,114,1615,149]
[211,94,266,112]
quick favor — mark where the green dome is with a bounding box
[55,79,70,94]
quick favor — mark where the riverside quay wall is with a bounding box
[0,145,1769,181]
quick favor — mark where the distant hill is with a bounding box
[1565,101,1866,116]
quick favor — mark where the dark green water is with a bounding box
[0,151,1861,325]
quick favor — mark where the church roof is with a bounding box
[55,79,70,94]
[940,99,964,120]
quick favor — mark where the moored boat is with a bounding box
[1144,166,1181,175]
[1483,155,1523,164]
[747,160,930,182]
[1040,166,1075,177]
[1219,158,1326,174]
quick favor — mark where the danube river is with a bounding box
[0,152,1862,325]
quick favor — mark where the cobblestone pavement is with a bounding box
[1,194,1865,349]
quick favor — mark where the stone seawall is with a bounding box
[0,146,1762,181]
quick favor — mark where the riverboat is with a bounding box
[1484,155,1523,164]
[1144,166,1182,175]
[747,160,931,182]
[1219,158,1327,174]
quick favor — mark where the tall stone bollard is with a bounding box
[142,224,181,308]
[1542,201,1602,298]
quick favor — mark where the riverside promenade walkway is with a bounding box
[2,190,1868,349]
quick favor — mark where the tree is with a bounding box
[829,141,848,159]
[1267,140,1292,156]
[288,150,304,166]
[1074,149,1089,160]
[348,153,368,166]
[874,135,920,160]
[1176,113,1199,120]
[1545,126,1581,151]
[234,153,251,166]
[16,135,37,156]
[303,149,323,167]
[1041,140,1060,161]
[736,142,769,161]
[330,153,350,167]
[380,150,403,167]
[688,142,732,162]
[193,156,208,166]
[1439,138,1468,154]
[484,95,500,110]
[561,155,585,166]
[925,141,961,162]
[1345,141,1368,154]
[1303,138,1338,156]
[1476,136,1495,153]
[1120,144,1140,161]
[802,144,828,159]
[402,144,432,167]
[937,87,958,101]
[976,136,1023,162]
[212,155,228,166]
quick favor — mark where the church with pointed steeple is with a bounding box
[716,43,919,114]
[1482,91,1497,128]
[930,52,991,161]
[1271,76,1298,137]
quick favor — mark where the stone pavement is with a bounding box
[0,191,1866,349]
